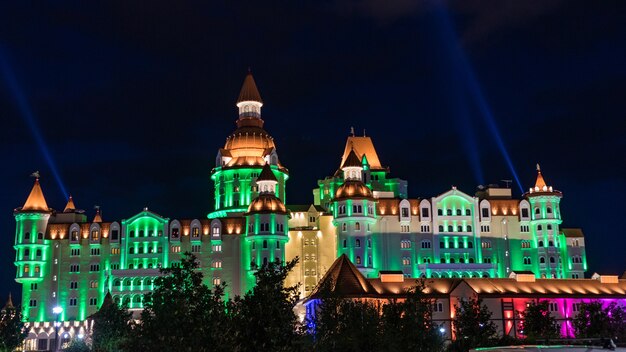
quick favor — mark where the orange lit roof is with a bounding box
[63,196,76,213]
[309,254,378,298]
[20,179,50,213]
[489,199,520,216]
[237,72,263,103]
[340,136,384,170]
[562,228,584,238]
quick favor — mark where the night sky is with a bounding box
[1,1,625,302]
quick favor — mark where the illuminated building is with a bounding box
[12,72,596,348]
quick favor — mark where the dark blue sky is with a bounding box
[1,1,625,301]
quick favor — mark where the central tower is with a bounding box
[209,72,289,218]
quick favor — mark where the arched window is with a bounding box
[457,226,463,232]
[448,225,453,232]
[550,256,556,263]
[355,222,361,231]
[535,208,540,214]
[263,240,267,249]
[547,224,553,230]
[540,257,546,264]
[342,223,347,232]
[469,258,475,263]
[548,240,554,247]
[446,209,452,216]
[438,225,444,232]
[342,240,347,248]
[355,239,361,247]
[450,258,455,264]
[465,209,471,216]
[538,241,544,247]
[402,257,410,266]
[467,241,473,248]
[24,232,30,240]
[368,239,372,248]
[356,256,362,265]
[547,207,553,214]
[459,258,465,263]
[467,225,472,232]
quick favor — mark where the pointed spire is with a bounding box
[21,178,50,213]
[63,195,76,213]
[93,206,102,223]
[258,163,278,182]
[534,163,547,189]
[310,254,377,298]
[342,149,362,169]
[100,291,113,310]
[237,71,263,104]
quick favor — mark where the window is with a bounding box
[446,209,452,216]
[338,205,346,215]
[24,232,30,241]
[437,209,443,216]
[401,207,409,217]
[480,225,490,232]
[450,258,455,264]
[421,225,430,232]
[540,257,546,264]
[548,240,554,247]
[400,240,411,249]
[260,223,269,232]
[521,208,529,218]
[277,223,284,232]
[521,240,531,249]
[36,249,42,257]
[401,225,409,233]
[23,264,30,274]
[467,225,472,232]
[520,225,529,232]
[439,241,445,248]
[457,226,463,232]
[468,258,475,263]
[482,208,490,218]
[171,245,181,253]
[34,266,40,273]
[402,257,411,266]
[538,225,543,232]
[355,239,361,248]
[212,260,223,269]
[481,241,492,249]
[262,240,268,249]
[212,277,221,286]
[547,207,553,214]
[191,245,201,253]
[572,256,582,264]
[438,225,444,232]
[422,208,429,217]
[212,227,220,237]
[353,205,363,213]
[423,258,431,263]
[467,241,473,248]
[71,248,80,256]
[484,257,492,263]
[448,225,453,232]
[111,263,120,270]
[212,244,222,252]
[89,297,98,306]
[456,209,461,216]
[342,223,347,232]
[535,207,540,215]
[91,248,100,256]
[70,264,80,272]
[433,301,444,312]
[356,256,361,265]
[465,209,471,216]
[38,232,44,240]
[355,222,361,231]
[29,299,37,307]
[192,227,200,238]
[548,302,558,312]
[31,283,38,290]
[421,240,432,249]
[523,257,532,265]
[343,240,347,248]
[110,247,120,255]
[90,264,100,272]
[69,298,77,306]
[538,240,544,247]
[172,228,180,238]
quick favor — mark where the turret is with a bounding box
[332,151,377,276]
[243,163,290,290]
[210,72,288,217]
[14,175,52,320]
[524,164,565,278]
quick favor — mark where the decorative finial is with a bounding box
[350,126,355,136]
[247,66,252,73]
[30,171,40,179]
[536,163,541,172]
[363,129,366,137]
[94,205,100,211]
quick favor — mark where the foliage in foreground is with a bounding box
[519,301,560,341]
[0,303,27,352]
[447,297,497,352]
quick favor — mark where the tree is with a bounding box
[573,301,610,338]
[379,280,443,352]
[606,302,626,341]
[520,301,560,341]
[449,297,497,351]
[0,296,27,352]
[64,339,91,352]
[132,252,230,352]
[228,257,304,352]
[90,292,132,352]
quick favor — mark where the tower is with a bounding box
[243,163,290,291]
[210,72,288,218]
[332,149,377,276]
[525,164,565,278]
[14,177,52,321]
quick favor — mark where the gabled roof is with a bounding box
[237,72,263,103]
[93,209,103,223]
[287,204,326,213]
[340,136,384,170]
[258,163,277,182]
[309,254,377,298]
[20,179,50,213]
[562,228,584,238]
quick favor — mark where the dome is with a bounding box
[246,195,287,214]
[222,127,277,167]
[334,180,373,200]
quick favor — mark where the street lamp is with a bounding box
[52,306,63,351]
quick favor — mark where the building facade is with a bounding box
[13,73,589,349]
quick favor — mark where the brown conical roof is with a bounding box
[63,195,76,213]
[2,293,14,311]
[535,164,547,189]
[93,208,102,223]
[342,149,362,168]
[258,163,277,182]
[21,179,50,213]
[237,72,263,103]
[310,254,377,298]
